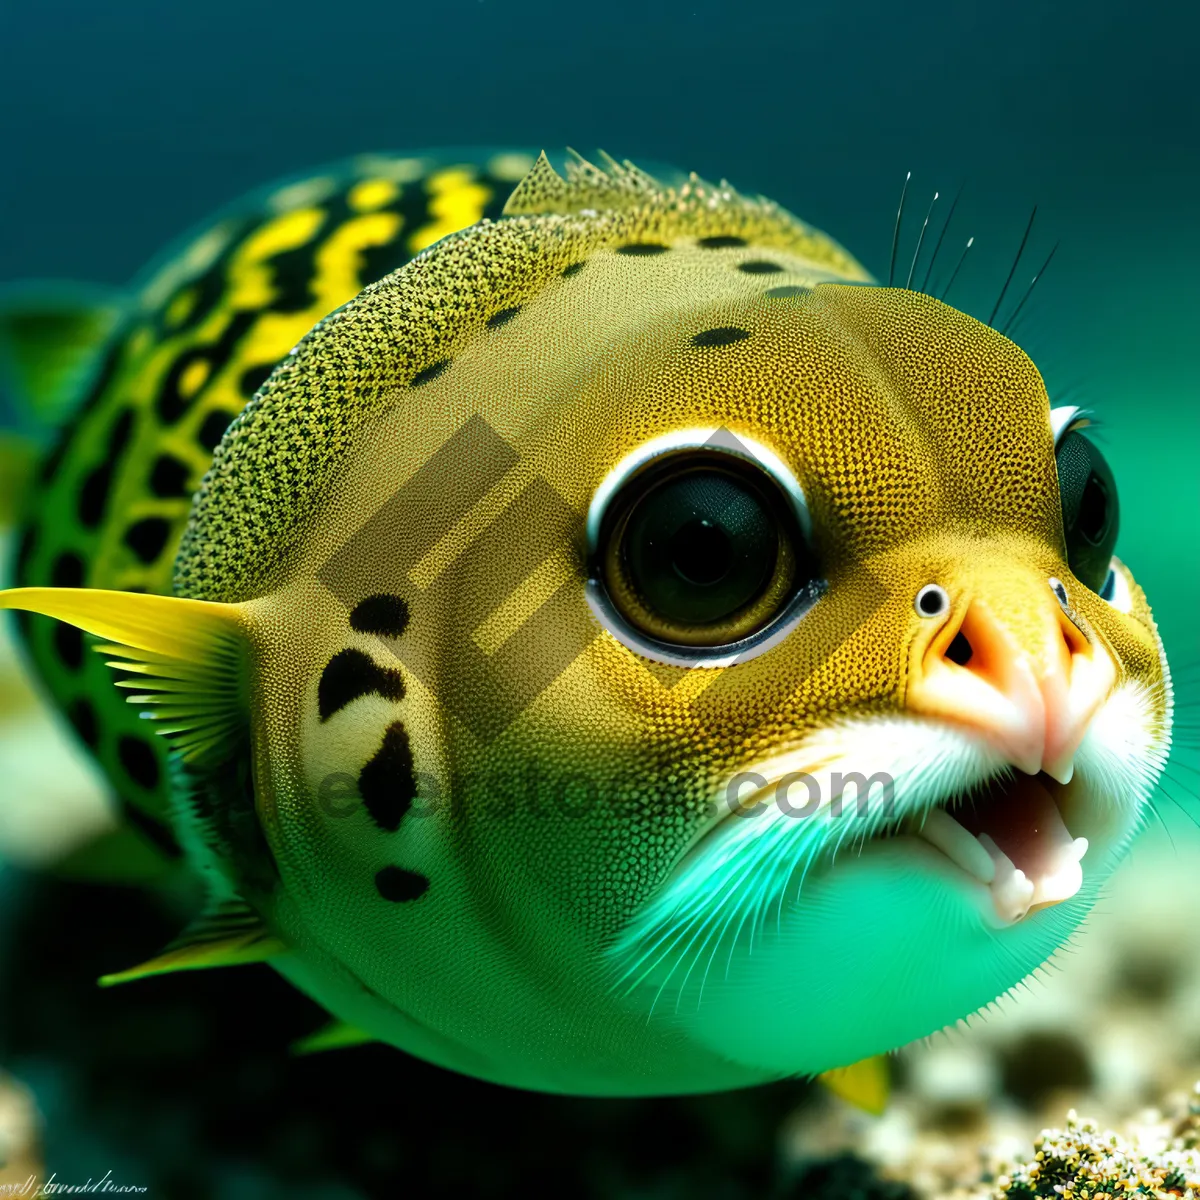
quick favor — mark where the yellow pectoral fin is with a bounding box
[99,900,285,986]
[0,586,250,764]
[291,1021,377,1056]
[818,1055,891,1115]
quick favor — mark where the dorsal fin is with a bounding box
[502,149,667,217]
[0,587,250,764]
[99,898,285,986]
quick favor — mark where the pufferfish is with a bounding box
[0,148,1172,1097]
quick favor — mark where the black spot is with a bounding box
[77,409,135,528]
[561,261,586,277]
[67,697,98,748]
[149,455,192,499]
[350,594,410,638]
[692,327,751,348]
[375,865,430,903]
[14,526,36,583]
[157,351,213,424]
[738,260,783,275]
[616,243,669,256]
[238,363,274,399]
[318,649,405,722]
[155,310,256,424]
[409,359,450,388]
[118,735,161,791]
[78,465,115,529]
[486,306,522,329]
[51,552,84,589]
[765,285,811,299]
[54,622,83,670]
[197,410,234,452]
[124,518,172,565]
[358,722,417,832]
[697,235,747,249]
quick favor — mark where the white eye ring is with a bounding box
[914,584,949,618]
[1100,559,1134,613]
[1049,404,1095,449]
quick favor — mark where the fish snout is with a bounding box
[905,577,1116,781]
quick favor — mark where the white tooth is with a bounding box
[1030,837,1089,908]
[994,867,1035,923]
[916,809,996,884]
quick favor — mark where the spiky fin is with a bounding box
[503,149,666,217]
[0,587,250,764]
[99,898,284,986]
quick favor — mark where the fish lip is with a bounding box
[697,757,1108,929]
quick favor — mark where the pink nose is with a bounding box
[905,591,1115,780]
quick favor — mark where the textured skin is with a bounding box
[14,151,530,830]
[12,152,1172,1095]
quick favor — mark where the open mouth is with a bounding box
[907,772,1090,924]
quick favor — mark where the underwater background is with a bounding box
[1,1,1198,1196]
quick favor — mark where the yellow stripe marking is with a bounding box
[348,178,400,212]
[407,168,492,254]
[178,358,210,399]
[226,208,326,309]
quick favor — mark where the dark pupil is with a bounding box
[1056,430,1119,594]
[670,518,733,585]
[624,469,777,626]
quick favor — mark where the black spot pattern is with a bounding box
[121,799,183,857]
[54,623,83,670]
[149,455,192,499]
[358,722,417,832]
[765,285,812,299]
[738,261,783,275]
[119,736,161,791]
[156,310,256,424]
[561,262,586,277]
[14,527,36,582]
[692,327,752,348]
[125,518,172,565]
[318,649,405,722]
[375,865,429,903]
[51,553,85,588]
[697,235,747,249]
[349,594,410,638]
[198,410,234,453]
[78,409,135,529]
[486,306,522,329]
[409,359,450,387]
[238,363,274,398]
[67,698,98,748]
[616,243,668,256]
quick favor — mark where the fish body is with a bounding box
[1,150,1172,1096]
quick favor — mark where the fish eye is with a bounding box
[1053,419,1120,596]
[586,431,823,665]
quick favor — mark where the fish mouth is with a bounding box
[718,759,1104,929]
[904,771,1090,924]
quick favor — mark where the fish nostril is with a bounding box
[945,630,973,666]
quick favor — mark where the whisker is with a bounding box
[988,206,1037,327]
[919,180,965,294]
[941,236,975,302]
[1000,241,1059,337]
[906,191,939,290]
[889,170,911,286]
